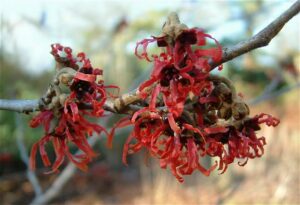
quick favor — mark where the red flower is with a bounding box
[136,28,222,118]
[118,19,280,182]
[122,109,220,183]
[205,113,280,174]
[122,27,223,182]
[29,44,112,173]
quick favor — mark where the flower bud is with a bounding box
[232,102,249,120]
[214,83,232,103]
[53,78,59,85]
[218,105,232,120]
[59,73,73,85]
[59,94,67,106]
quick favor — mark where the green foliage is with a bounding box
[0,53,52,156]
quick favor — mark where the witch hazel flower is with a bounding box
[119,85,217,182]
[118,12,280,182]
[29,44,113,173]
[123,110,218,183]
[205,113,280,174]
[135,13,222,116]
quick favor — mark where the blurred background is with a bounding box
[0,0,299,204]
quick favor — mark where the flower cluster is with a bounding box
[29,44,110,173]
[28,14,280,182]
[121,14,280,182]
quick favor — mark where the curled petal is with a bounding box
[238,157,249,166]
[48,137,65,173]
[108,117,132,148]
[122,133,135,166]
[65,151,89,172]
[69,102,79,122]
[135,38,156,62]
[132,107,149,123]
[257,113,280,127]
[39,135,51,167]
[30,111,53,131]
[199,96,218,104]
[183,123,206,143]
[171,164,184,183]
[204,126,229,134]
[149,85,160,110]
[138,77,158,99]
[75,72,96,82]
[167,113,180,133]
[29,142,39,170]
[72,138,97,158]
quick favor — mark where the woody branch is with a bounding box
[0,0,299,114]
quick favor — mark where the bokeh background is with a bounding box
[0,0,299,204]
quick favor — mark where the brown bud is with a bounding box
[53,78,59,85]
[214,83,232,103]
[232,102,250,120]
[218,105,232,120]
[205,111,218,124]
[206,99,222,110]
[43,97,51,104]
[59,73,73,85]
[46,88,55,98]
[51,96,60,106]
[59,94,67,106]
[46,89,52,96]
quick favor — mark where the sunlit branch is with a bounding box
[210,0,300,69]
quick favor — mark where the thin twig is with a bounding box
[0,85,151,114]
[0,99,40,113]
[210,0,300,69]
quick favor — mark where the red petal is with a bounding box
[199,96,218,104]
[73,139,97,158]
[202,160,218,176]
[135,38,156,62]
[30,111,52,129]
[69,102,79,122]
[75,72,96,82]
[183,123,206,143]
[170,164,184,183]
[66,152,89,172]
[151,59,168,78]
[257,113,280,127]
[204,126,228,134]
[108,117,132,148]
[39,136,51,167]
[29,142,39,170]
[131,107,148,123]
[51,137,65,172]
[149,85,160,110]
[122,133,134,165]
[167,113,180,133]
[138,77,157,99]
